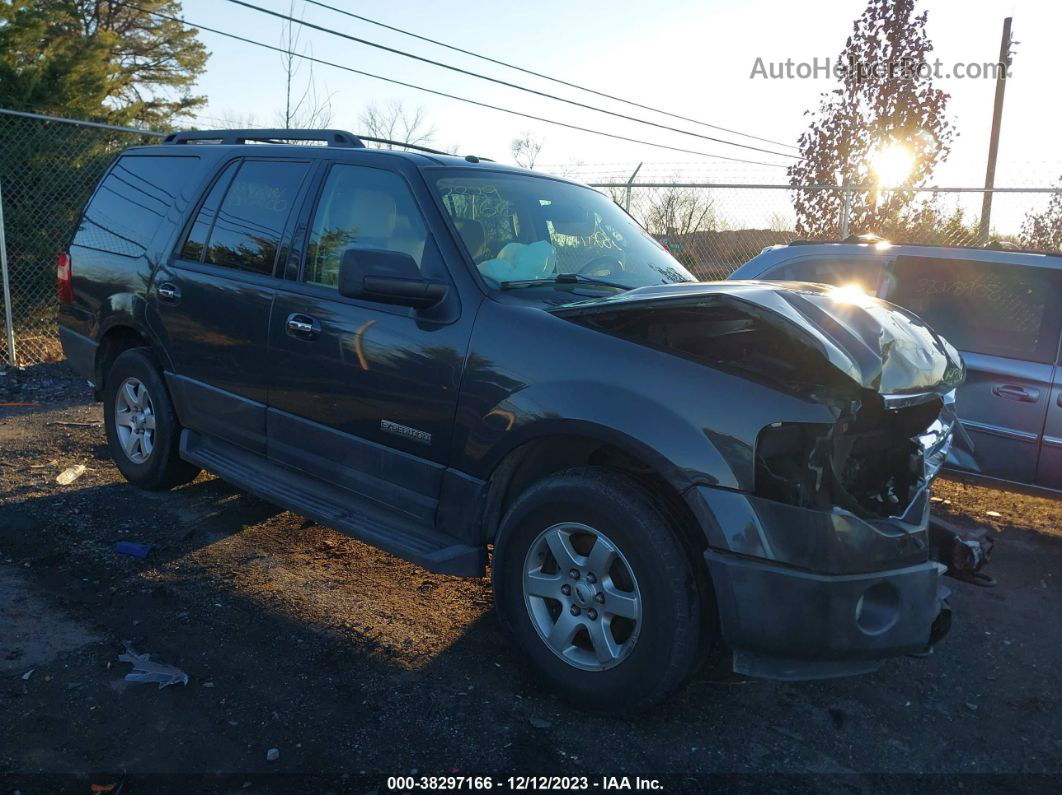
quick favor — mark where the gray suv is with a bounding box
[731,241,1062,494]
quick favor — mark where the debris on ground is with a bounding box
[529,717,552,729]
[118,642,189,689]
[985,510,1003,518]
[55,464,86,485]
[929,514,996,586]
[21,669,35,680]
[114,541,151,560]
[266,748,280,762]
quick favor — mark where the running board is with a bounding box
[180,430,484,576]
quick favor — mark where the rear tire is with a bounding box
[102,348,200,490]
[493,467,707,711]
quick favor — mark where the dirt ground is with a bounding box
[2,362,1061,791]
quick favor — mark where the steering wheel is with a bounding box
[578,254,624,278]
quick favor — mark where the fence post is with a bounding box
[838,184,853,239]
[624,162,643,212]
[0,180,16,368]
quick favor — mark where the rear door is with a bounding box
[154,157,312,453]
[886,256,1062,485]
[1035,335,1062,490]
[266,161,473,523]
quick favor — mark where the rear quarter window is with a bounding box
[887,256,1062,363]
[772,256,885,293]
[73,155,199,260]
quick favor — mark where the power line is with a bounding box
[123,4,789,167]
[304,0,798,152]
[222,0,797,160]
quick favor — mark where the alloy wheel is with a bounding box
[114,377,156,464]
[522,522,642,671]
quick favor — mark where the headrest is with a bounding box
[455,217,486,259]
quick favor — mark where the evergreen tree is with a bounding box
[0,0,208,127]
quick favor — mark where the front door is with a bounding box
[886,256,1062,485]
[154,157,312,453]
[266,162,474,523]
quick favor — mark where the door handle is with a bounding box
[285,313,320,340]
[157,282,181,302]
[992,384,1040,403]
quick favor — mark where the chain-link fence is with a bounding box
[582,175,1062,281]
[1,108,1061,365]
[0,108,163,367]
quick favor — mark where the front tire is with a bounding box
[493,467,707,711]
[102,348,199,490]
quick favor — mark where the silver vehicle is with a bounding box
[730,240,1062,495]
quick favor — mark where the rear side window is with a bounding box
[74,155,198,259]
[888,256,1062,363]
[195,160,308,275]
[179,161,238,261]
[774,257,884,293]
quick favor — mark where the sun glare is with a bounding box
[829,283,867,304]
[870,143,915,188]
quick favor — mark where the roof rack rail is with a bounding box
[787,234,889,246]
[355,135,451,156]
[163,129,366,147]
[783,236,1062,259]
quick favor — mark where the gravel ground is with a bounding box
[1,362,1061,791]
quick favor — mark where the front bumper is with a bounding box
[705,550,950,680]
[688,485,951,680]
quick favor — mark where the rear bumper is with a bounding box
[705,549,950,680]
[58,325,97,384]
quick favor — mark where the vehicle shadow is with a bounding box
[4,469,1062,778]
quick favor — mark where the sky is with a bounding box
[181,0,1061,230]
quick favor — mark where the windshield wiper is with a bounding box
[499,273,631,291]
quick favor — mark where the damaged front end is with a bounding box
[556,280,965,679]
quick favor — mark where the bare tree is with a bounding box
[358,100,437,148]
[645,186,715,238]
[207,109,261,129]
[277,1,333,128]
[511,132,544,169]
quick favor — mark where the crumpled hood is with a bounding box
[554,280,965,397]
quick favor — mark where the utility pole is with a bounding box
[979,16,1015,244]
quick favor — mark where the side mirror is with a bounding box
[338,248,448,309]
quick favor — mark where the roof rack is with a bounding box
[355,135,452,156]
[784,236,1062,259]
[163,129,365,147]
[160,129,468,158]
[788,234,888,246]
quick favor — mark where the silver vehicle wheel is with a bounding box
[113,377,156,464]
[522,522,642,671]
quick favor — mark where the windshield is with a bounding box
[431,172,695,290]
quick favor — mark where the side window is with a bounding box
[304,165,429,288]
[776,257,884,292]
[74,155,199,260]
[203,160,308,275]
[436,178,522,264]
[179,161,238,261]
[888,256,1062,363]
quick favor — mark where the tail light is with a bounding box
[56,252,73,304]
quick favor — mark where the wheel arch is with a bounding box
[479,430,707,563]
[94,321,166,398]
